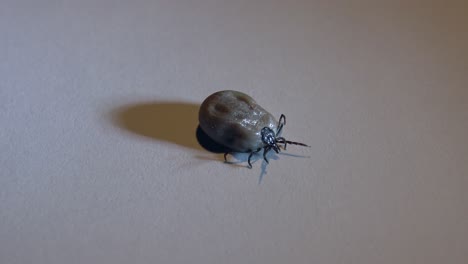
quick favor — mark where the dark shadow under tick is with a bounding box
[112,101,205,150]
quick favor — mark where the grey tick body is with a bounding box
[199,90,309,168]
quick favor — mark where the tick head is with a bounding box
[261,127,280,153]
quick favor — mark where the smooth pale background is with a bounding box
[1,1,467,263]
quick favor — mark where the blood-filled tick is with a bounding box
[198,90,309,168]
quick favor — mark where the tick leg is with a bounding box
[279,114,286,125]
[247,148,262,168]
[247,153,254,168]
[276,137,287,150]
[263,146,272,164]
[276,114,286,136]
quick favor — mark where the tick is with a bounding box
[198,90,309,168]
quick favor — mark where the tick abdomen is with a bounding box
[199,90,277,152]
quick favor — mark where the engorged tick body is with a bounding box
[199,90,309,168]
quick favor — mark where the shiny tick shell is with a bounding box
[199,90,277,152]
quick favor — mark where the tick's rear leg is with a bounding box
[224,152,231,162]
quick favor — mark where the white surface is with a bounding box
[1,1,467,264]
